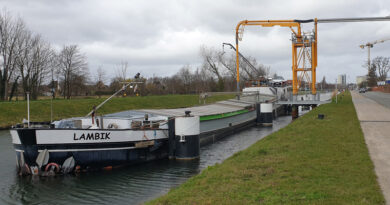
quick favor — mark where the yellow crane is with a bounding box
[235,20,317,96]
[235,17,390,98]
[359,38,390,69]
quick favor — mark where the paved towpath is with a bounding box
[352,91,390,204]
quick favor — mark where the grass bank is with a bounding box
[148,91,384,204]
[0,94,233,128]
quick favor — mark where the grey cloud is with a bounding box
[1,0,390,82]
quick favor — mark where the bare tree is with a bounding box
[218,52,236,79]
[96,66,106,84]
[58,45,88,99]
[217,47,268,84]
[16,32,54,100]
[95,66,106,98]
[0,10,57,101]
[71,73,89,96]
[177,65,193,93]
[200,46,222,78]
[200,46,225,91]
[0,11,25,100]
[115,61,128,81]
[192,66,215,93]
[145,75,165,95]
[372,56,390,81]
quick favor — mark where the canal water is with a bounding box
[0,116,291,205]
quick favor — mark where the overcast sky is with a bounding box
[1,0,390,84]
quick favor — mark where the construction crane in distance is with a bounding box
[359,37,390,70]
[235,16,390,100]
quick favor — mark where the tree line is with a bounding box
[100,46,270,97]
[0,10,270,101]
[0,10,88,100]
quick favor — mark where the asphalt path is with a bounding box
[361,91,390,110]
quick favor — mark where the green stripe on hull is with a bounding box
[200,109,250,121]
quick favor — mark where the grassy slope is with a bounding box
[0,95,233,128]
[148,92,384,204]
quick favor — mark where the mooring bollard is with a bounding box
[260,103,273,126]
[173,111,200,160]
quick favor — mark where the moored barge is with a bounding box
[11,86,278,175]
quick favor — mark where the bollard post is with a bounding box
[260,103,273,126]
[174,111,200,160]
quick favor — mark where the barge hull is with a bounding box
[14,140,169,169]
[11,128,169,170]
[199,110,256,146]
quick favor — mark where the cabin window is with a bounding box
[57,120,76,128]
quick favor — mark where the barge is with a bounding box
[10,83,282,175]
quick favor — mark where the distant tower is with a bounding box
[338,74,346,87]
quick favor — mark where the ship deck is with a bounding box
[137,95,273,117]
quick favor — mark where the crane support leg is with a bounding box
[292,42,298,95]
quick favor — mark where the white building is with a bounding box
[356,76,367,85]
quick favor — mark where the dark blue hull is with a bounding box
[14,139,169,170]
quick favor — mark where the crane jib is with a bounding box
[294,19,314,23]
[294,17,390,24]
